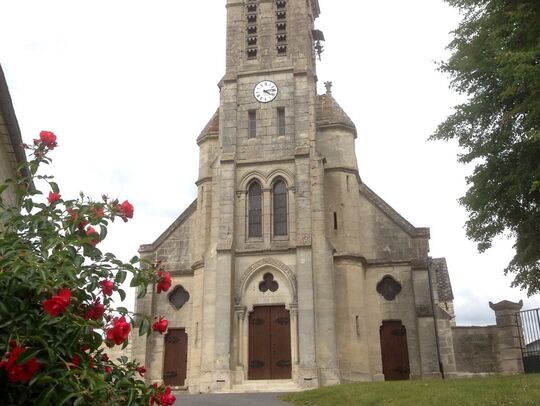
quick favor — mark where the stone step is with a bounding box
[229,379,303,393]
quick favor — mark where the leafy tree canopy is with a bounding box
[432,0,540,294]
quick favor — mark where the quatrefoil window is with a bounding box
[259,273,279,293]
[168,285,190,310]
[376,276,402,301]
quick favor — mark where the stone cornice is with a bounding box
[195,176,212,186]
[236,156,295,167]
[324,166,358,175]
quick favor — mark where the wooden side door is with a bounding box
[248,306,271,380]
[163,328,188,386]
[379,320,410,381]
[270,306,292,379]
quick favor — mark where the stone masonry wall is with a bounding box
[452,326,498,374]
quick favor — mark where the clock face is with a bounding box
[254,80,278,103]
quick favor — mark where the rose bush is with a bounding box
[0,132,175,405]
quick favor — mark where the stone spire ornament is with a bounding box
[324,81,333,94]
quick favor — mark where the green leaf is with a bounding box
[137,284,147,298]
[24,198,33,213]
[130,276,141,288]
[139,318,150,336]
[118,288,126,301]
[99,224,107,241]
[116,306,129,314]
[57,393,78,406]
[16,348,41,365]
[49,182,60,194]
[115,270,127,284]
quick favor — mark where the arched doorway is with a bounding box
[235,258,298,382]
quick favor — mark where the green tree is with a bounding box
[0,132,175,405]
[432,0,540,294]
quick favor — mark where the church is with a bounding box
[132,0,458,393]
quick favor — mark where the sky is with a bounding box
[0,0,538,325]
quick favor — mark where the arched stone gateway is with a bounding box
[234,258,299,382]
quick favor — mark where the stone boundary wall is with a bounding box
[452,300,524,376]
[452,326,498,374]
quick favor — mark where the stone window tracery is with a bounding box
[259,273,279,293]
[376,276,402,301]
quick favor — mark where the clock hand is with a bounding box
[263,89,276,95]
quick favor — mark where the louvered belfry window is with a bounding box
[273,180,287,236]
[248,182,263,238]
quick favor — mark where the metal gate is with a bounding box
[517,308,540,373]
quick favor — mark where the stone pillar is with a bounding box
[489,300,524,375]
[235,306,246,368]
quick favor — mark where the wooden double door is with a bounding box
[163,328,188,387]
[248,305,292,380]
[379,320,411,381]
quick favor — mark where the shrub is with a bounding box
[0,132,176,405]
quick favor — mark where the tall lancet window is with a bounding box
[273,180,288,236]
[248,182,262,238]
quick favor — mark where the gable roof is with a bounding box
[0,64,32,185]
[138,199,197,253]
[432,257,454,301]
[359,181,430,238]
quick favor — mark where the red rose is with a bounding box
[67,209,88,229]
[85,299,105,320]
[136,365,146,376]
[105,366,112,374]
[47,191,61,204]
[151,387,176,406]
[86,226,100,247]
[106,316,131,345]
[101,353,109,362]
[70,355,80,369]
[92,206,104,218]
[43,288,71,317]
[152,316,168,335]
[38,130,57,149]
[118,200,134,222]
[156,271,171,294]
[2,346,40,383]
[100,280,114,296]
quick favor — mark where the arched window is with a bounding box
[273,180,288,236]
[248,182,262,237]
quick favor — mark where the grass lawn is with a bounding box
[281,374,540,406]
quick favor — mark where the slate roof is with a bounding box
[196,108,219,144]
[432,258,454,301]
[315,93,357,137]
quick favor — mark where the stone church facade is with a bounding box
[133,0,458,393]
